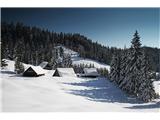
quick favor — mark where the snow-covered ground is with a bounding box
[0,60,159,112]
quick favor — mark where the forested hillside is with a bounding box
[1,22,118,65]
[1,22,159,72]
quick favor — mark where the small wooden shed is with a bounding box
[53,68,76,77]
[23,66,46,77]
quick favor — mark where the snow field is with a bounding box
[1,70,159,112]
[1,59,159,112]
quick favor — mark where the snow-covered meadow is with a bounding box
[0,60,159,112]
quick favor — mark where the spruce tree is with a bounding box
[119,50,129,85]
[109,53,121,84]
[120,31,142,95]
[109,54,116,82]
[138,51,156,102]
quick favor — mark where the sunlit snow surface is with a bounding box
[0,60,159,112]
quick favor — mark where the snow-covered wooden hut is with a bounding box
[23,66,46,77]
[53,68,76,77]
[82,68,99,78]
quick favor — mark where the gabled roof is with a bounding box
[24,66,46,75]
[53,68,76,77]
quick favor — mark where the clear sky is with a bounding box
[1,8,159,48]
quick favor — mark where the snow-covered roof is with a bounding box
[54,68,76,77]
[39,62,48,68]
[25,66,46,75]
[83,68,99,76]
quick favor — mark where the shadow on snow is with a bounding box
[63,77,143,104]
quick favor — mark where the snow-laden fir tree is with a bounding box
[137,51,156,102]
[109,54,117,82]
[109,52,121,84]
[119,31,142,95]
[119,49,129,85]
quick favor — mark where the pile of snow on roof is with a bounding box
[25,66,47,75]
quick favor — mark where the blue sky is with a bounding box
[1,8,159,48]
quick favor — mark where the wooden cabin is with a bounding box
[53,68,76,77]
[23,66,46,77]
